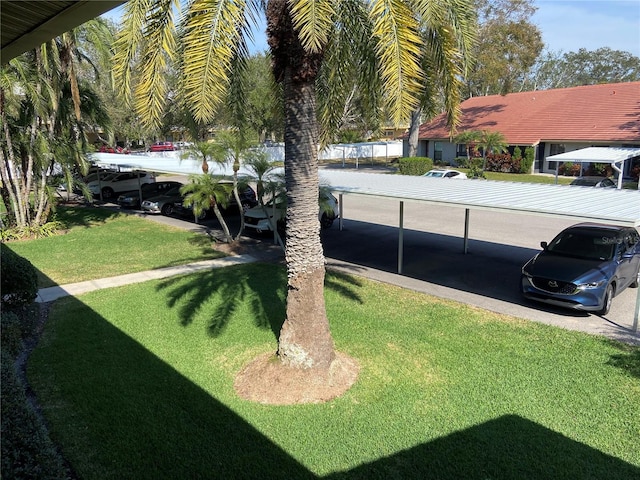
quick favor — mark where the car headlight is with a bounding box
[576,280,606,290]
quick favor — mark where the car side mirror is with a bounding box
[540,241,548,250]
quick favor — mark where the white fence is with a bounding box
[262,141,403,165]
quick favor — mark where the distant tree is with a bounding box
[465,0,544,96]
[524,47,640,90]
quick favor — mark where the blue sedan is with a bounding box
[521,223,640,315]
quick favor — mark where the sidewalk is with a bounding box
[36,255,258,303]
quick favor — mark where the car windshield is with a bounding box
[547,229,615,261]
[164,187,182,196]
[425,171,444,177]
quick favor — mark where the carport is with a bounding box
[89,153,640,331]
[546,146,640,189]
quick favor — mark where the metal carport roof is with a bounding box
[92,152,640,230]
[91,152,640,330]
[546,146,640,189]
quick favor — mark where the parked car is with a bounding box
[141,186,185,216]
[244,192,340,233]
[423,168,468,179]
[521,223,640,315]
[87,171,155,199]
[117,181,183,208]
[175,182,258,219]
[149,141,175,152]
[569,176,616,188]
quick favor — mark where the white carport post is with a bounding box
[463,209,470,254]
[611,160,624,190]
[634,271,640,332]
[137,171,143,205]
[398,201,404,274]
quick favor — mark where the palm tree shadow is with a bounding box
[155,263,365,338]
[604,339,640,379]
[156,263,287,338]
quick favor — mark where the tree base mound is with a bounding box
[234,351,359,405]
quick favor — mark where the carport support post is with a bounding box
[137,171,143,206]
[398,201,404,274]
[463,208,470,254]
[634,272,640,332]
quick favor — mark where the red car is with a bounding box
[150,141,175,152]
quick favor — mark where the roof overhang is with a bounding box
[1,1,125,63]
[91,152,640,227]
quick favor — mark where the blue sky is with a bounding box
[102,1,640,57]
[532,0,640,56]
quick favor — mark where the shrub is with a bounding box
[467,158,486,179]
[398,157,433,176]
[454,157,469,168]
[513,146,522,161]
[521,147,534,174]
[586,163,613,177]
[1,350,70,479]
[558,162,581,176]
[485,153,520,173]
[0,221,64,242]
[0,311,24,358]
[1,244,38,308]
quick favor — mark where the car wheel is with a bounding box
[598,283,614,316]
[101,187,114,199]
[320,212,335,229]
[161,203,174,216]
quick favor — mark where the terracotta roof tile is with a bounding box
[418,82,640,145]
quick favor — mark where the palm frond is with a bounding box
[182,0,249,123]
[289,0,337,53]
[370,0,424,125]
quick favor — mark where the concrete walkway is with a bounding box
[36,255,257,303]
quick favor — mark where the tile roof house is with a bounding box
[411,82,640,175]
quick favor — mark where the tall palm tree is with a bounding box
[114,0,475,375]
[1,19,112,229]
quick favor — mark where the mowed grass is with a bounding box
[6,206,224,287]
[27,263,640,479]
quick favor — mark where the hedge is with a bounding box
[0,244,38,309]
[398,157,433,175]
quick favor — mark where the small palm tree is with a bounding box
[454,130,482,161]
[180,175,234,243]
[478,130,508,172]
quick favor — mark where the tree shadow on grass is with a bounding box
[604,339,640,379]
[55,205,122,228]
[156,263,288,338]
[155,264,365,338]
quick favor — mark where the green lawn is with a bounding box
[6,206,224,287]
[27,263,640,479]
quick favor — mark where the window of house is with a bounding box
[456,144,467,157]
[434,142,443,161]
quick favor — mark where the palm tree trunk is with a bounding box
[277,68,335,370]
[407,107,422,157]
